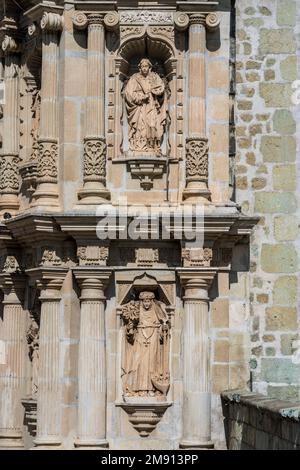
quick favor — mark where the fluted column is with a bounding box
[178,269,216,449]
[0,35,20,213]
[74,269,111,448]
[33,12,63,208]
[183,14,210,203]
[0,274,26,448]
[75,13,110,204]
[30,269,67,448]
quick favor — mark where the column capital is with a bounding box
[1,34,21,54]
[73,267,112,291]
[72,11,119,31]
[0,272,26,302]
[177,268,217,299]
[187,12,221,31]
[40,12,64,33]
[26,267,68,297]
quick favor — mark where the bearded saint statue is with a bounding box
[121,291,170,398]
[124,58,168,155]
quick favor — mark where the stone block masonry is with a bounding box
[235,0,300,402]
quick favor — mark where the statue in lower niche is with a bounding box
[125,58,168,155]
[121,291,170,398]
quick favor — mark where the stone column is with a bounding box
[30,269,67,448]
[74,269,111,448]
[76,13,110,204]
[33,12,63,208]
[0,35,20,213]
[0,274,26,448]
[183,14,210,203]
[178,269,216,449]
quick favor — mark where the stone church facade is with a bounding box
[0,0,298,450]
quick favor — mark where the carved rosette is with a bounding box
[0,154,20,194]
[83,138,106,184]
[37,139,58,183]
[185,138,209,183]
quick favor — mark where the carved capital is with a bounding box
[205,12,221,32]
[37,139,58,183]
[0,154,20,194]
[83,137,106,183]
[40,12,64,32]
[189,13,206,26]
[72,11,88,30]
[185,138,209,182]
[174,12,189,31]
[2,35,19,53]
[87,13,105,27]
[104,12,120,31]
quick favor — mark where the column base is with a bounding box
[179,440,214,450]
[0,434,24,449]
[74,438,109,449]
[77,186,111,205]
[33,437,62,448]
[182,187,211,204]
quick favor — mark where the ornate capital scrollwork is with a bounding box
[0,154,20,194]
[40,12,64,32]
[185,137,209,182]
[37,139,58,183]
[174,12,189,31]
[2,35,19,53]
[72,11,88,30]
[206,12,221,32]
[83,137,106,183]
[104,12,120,31]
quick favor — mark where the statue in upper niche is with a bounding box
[125,58,167,155]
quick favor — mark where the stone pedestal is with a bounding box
[0,275,26,448]
[74,269,111,448]
[178,269,216,449]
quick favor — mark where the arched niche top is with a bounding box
[118,33,177,78]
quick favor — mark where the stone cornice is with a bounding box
[176,1,219,13]
[23,3,64,23]
[69,1,117,12]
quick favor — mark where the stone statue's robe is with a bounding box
[125,71,167,154]
[122,301,169,395]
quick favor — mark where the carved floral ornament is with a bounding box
[37,140,58,182]
[0,155,20,193]
[185,137,209,181]
[83,138,106,182]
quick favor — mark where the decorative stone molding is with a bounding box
[116,402,172,438]
[36,139,58,183]
[77,244,109,266]
[120,11,173,25]
[0,154,20,194]
[183,138,210,202]
[126,157,167,191]
[135,248,159,267]
[182,247,213,267]
[83,137,106,185]
[1,35,19,53]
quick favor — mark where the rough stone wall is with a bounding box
[235,0,300,400]
[222,390,300,450]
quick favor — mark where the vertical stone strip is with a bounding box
[0,276,26,448]
[33,12,63,208]
[77,14,110,204]
[32,272,67,448]
[74,271,111,448]
[178,270,216,449]
[0,35,20,213]
[183,14,210,203]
